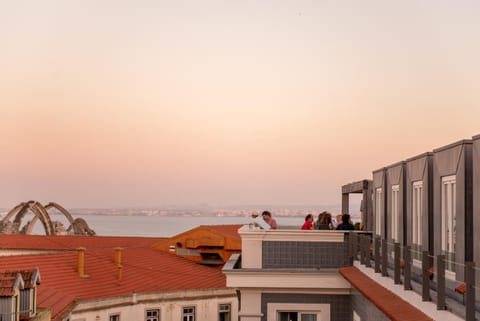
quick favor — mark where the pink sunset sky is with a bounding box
[1,0,480,208]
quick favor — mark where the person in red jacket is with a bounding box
[301,214,314,230]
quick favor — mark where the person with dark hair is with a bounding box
[301,214,314,230]
[336,213,354,230]
[316,211,333,230]
[262,211,277,229]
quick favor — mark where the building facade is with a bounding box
[69,289,237,321]
[405,152,434,263]
[432,140,473,281]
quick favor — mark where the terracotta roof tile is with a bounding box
[0,272,22,296]
[0,247,226,319]
[0,269,39,288]
[0,234,165,251]
[339,266,433,321]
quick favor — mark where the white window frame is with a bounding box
[182,306,195,321]
[375,188,383,236]
[267,303,330,321]
[145,308,160,321]
[391,185,400,242]
[412,181,423,246]
[441,175,456,277]
[219,303,231,321]
[412,181,423,264]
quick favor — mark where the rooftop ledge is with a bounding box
[238,225,370,242]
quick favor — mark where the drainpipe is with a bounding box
[117,264,123,281]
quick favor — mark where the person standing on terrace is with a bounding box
[301,214,314,230]
[316,212,333,230]
[336,214,354,231]
[262,211,277,229]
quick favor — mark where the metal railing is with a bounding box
[348,233,477,321]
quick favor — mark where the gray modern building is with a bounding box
[472,135,480,287]
[405,152,434,262]
[385,161,406,246]
[433,139,473,281]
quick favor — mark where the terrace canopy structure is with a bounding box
[341,179,373,231]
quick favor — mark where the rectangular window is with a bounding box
[278,312,317,321]
[412,181,423,261]
[375,188,383,236]
[391,185,399,241]
[219,304,231,321]
[182,306,195,321]
[109,314,120,321]
[441,175,456,272]
[146,309,160,321]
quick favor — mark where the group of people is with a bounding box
[251,210,354,231]
[301,212,354,231]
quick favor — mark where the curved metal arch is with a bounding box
[12,201,37,224]
[3,201,54,235]
[26,202,54,235]
[44,202,75,224]
[2,202,27,222]
[2,200,95,236]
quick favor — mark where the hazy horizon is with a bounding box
[1,1,480,208]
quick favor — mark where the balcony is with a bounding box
[224,226,469,321]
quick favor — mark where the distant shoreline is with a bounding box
[0,203,364,219]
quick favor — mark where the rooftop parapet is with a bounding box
[237,225,362,270]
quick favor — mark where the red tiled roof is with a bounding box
[0,234,166,251]
[0,247,226,320]
[0,269,39,288]
[200,225,242,239]
[339,266,433,321]
[0,272,22,296]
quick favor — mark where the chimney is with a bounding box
[77,247,86,277]
[114,247,122,266]
[117,264,123,281]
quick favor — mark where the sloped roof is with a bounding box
[154,224,242,244]
[0,268,40,288]
[0,272,24,296]
[0,234,166,251]
[0,247,226,320]
[200,225,242,240]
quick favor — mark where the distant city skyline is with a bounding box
[1,1,480,208]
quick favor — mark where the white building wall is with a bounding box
[69,288,237,321]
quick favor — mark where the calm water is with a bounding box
[30,214,311,237]
[11,213,361,237]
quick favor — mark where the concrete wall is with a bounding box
[351,288,390,321]
[262,240,349,269]
[239,226,346,269]
[433,139,473,281]
[405,152,434,255]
